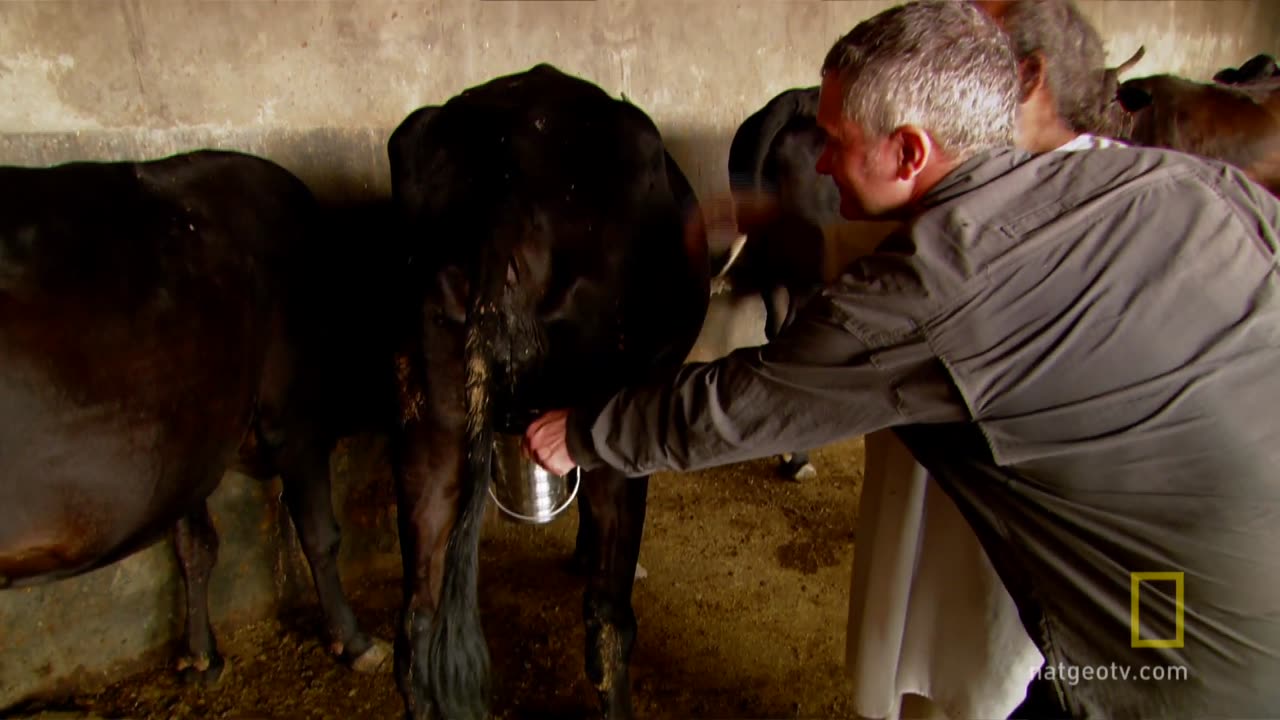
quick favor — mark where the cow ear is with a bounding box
[1117,85,1153,112]
[435,265,470,325]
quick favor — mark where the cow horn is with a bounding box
[1114,46,1146,76]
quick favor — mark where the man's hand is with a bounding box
[523,409,577,477]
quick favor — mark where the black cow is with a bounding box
[0,150,389,686]
[718,85,840,481]
[726,85,839,328]
[386,64,709,720]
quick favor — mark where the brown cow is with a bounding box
[1112,61,1280,195]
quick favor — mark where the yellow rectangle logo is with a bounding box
[1131,571,1184,648]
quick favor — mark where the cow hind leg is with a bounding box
[173,503,226,685]
[570,497,648,581]
[568,490,597,576]
[762,284,791,342]
[578,468,647,720]
[392,420,488,720]
[278,442,390,674]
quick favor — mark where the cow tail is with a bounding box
[428,245,505,720]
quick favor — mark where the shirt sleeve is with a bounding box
[564,292,969,477]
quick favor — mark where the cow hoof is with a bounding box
[777,454,818,481]
[177,653,227,686]
[351,638,393,673]
[791,463,818,481]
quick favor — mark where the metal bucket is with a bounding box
[488,431,581,524]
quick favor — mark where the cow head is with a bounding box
[1214,54,1280,86]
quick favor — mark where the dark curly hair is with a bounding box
[1000,0,1111,134]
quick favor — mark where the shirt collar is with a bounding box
[916,146,1029,211]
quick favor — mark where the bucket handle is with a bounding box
[486,466,582,524]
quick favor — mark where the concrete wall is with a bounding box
[2,0,1279,709]
[3,1,1276,201]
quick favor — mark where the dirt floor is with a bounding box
[8,437,867,720]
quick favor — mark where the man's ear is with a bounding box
[893,125,932,181]
[1019,51,1047,102]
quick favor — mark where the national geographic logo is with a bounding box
[1130,571,1185,649]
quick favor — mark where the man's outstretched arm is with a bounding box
[526,294,967,478]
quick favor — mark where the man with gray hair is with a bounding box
[839,5,1127,719]
[525,1,1280,717]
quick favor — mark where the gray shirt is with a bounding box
[566,145,1280,719]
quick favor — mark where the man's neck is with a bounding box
[1021,117,1079,153]
[905,154,967,211]
[891,147,1016,220]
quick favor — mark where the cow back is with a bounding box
[389,64,707,413]
[1116,73,1280,195]
[0,150,316,580]
[721,85,846,303]
[727,86,841,231]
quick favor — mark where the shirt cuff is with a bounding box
[564,408,606,472]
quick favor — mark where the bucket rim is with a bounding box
[487,465,582,525]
